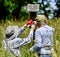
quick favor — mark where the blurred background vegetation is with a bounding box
[0,0,60,23]
[0,0,60,57]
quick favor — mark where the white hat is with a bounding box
[5,26,19,40]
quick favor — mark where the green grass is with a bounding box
[0,18,60,57]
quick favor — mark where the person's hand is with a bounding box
[31,25,35,30]
[33,21,37,25]
[24,24,27,28]
[30,21,37,30]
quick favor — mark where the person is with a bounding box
[30,15,54,57]
[2,22,36,57]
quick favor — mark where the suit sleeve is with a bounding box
[34,30,42,48]
[19,30,33,46]
[16,26,25,37]
[30,30,42,52]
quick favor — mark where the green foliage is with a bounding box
[4,0,37,14]
[19,6,29,20]
[1,0,37,20]
[4,0,18,13]
[0,0,59,20]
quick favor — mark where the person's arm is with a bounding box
[12,25,35,48]
[29,30,42,52]
[13,22,36,48]
[19,30,33,46]
[16,25,27,37]
[34,29,42,48]
[16,21,37,37]
[19,22,36,46]
[19,25,35,46]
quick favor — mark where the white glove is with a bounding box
[31,25,35,30]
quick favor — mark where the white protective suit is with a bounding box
[2,25,34,57]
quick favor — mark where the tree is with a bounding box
[4,0,37,20]
[55,0,60,18]
[4,0,18,19]
[11,0,37,20]
[38,0,58,19]
[0,0,9,22]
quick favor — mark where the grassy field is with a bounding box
[0,18,60,57]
